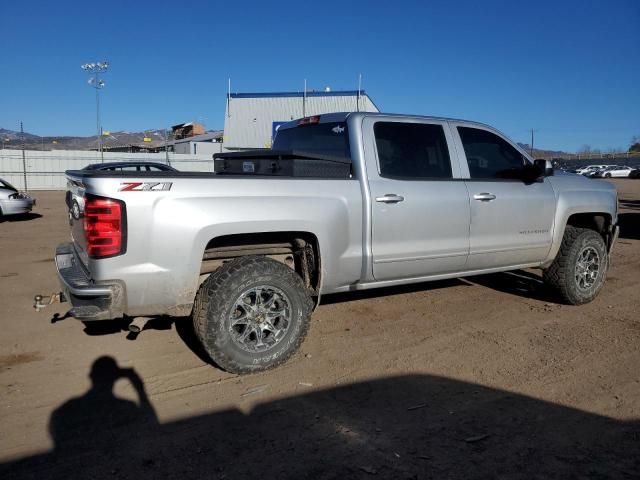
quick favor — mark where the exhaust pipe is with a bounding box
[128,316,151,333]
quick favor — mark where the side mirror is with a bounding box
[534,159,554,177]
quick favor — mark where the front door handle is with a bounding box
[473,192,497,202]
[375,194,405,203]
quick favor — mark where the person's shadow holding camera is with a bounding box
[49,356,158,455]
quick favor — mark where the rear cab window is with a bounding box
[273,122,351,160]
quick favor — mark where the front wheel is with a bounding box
[543,226,608,305]
[193,256,313,374]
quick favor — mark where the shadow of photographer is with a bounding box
[48,356,158,454]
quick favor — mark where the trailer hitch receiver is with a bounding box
[33,292,66,312]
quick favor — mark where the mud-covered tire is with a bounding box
[192,256,313,374]
[543,226,608,305]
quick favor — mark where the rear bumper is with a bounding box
[0,198,34,215]
[55,243,125,320]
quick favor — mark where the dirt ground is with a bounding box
[0,179,638,479]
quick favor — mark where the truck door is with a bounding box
[451,123,556,270]
[364,117,470,281]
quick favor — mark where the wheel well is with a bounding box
[200,232,321,294]
[566,213,612,244]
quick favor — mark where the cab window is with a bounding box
[374,122,452,179]
[458,127,526,179]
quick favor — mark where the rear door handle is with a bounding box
[473,193,496,202]
[375,194,405,203]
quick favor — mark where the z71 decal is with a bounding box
[119,182,173,192]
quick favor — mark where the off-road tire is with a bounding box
[192,256,313,374]
[543,226,608,305]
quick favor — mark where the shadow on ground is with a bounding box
[464,269,554,302]
[618,212,640,240]
[2,357,638,479]
[321,278,468,306]
[0,213,42,223]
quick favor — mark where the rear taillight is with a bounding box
[83,195,126,258]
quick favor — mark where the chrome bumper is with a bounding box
[55,243,124,320]
[1,198,34,215]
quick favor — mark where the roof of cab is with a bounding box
[276,111,493,132]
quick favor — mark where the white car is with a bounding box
[597,165,635,178]
[0,178,35,217]
[575,164,610,175]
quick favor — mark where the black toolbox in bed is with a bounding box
[213,150,352,178]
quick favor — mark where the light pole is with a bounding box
[81,61,109,161]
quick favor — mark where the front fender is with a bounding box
[542,188,617,267]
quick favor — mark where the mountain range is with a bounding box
[0,128,175,150]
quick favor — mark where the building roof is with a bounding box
[229,90,369,99]
[172,131,223,144]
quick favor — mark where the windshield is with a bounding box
[273,122,350,160]
[0,179,17,191]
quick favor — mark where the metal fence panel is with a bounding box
[0,150,216,190]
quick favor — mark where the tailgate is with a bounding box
[66,176,90,267]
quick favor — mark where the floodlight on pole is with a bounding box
[81,61,109,161]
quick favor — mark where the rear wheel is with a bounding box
[543,226,608,305]
[193,256,313,374]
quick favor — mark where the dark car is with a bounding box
[82,161,177,172]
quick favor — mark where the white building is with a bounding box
[172,131,224,155]
[222,90,379,151]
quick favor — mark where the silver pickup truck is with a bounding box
[47,112,618,373]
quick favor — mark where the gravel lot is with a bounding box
[1,179,639,479]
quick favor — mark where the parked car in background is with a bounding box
[594,165,635,178]
[67,162,178,219]
[82,161,177,172]
[583,165,616,178]
[0,178,35,217]
[575,165,609,175]
[629,169,640,179]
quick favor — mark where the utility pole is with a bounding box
[303,79,307,118]
[530,128,534,156]
[164,128,170,165]
[20,121,28,191]
[81,62,109,162]
[357,73,362,112]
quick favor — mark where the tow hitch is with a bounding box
[33,292,66,312]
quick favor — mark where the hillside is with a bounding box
[0,128,172,151]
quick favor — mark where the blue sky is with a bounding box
[1,0,638,152]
